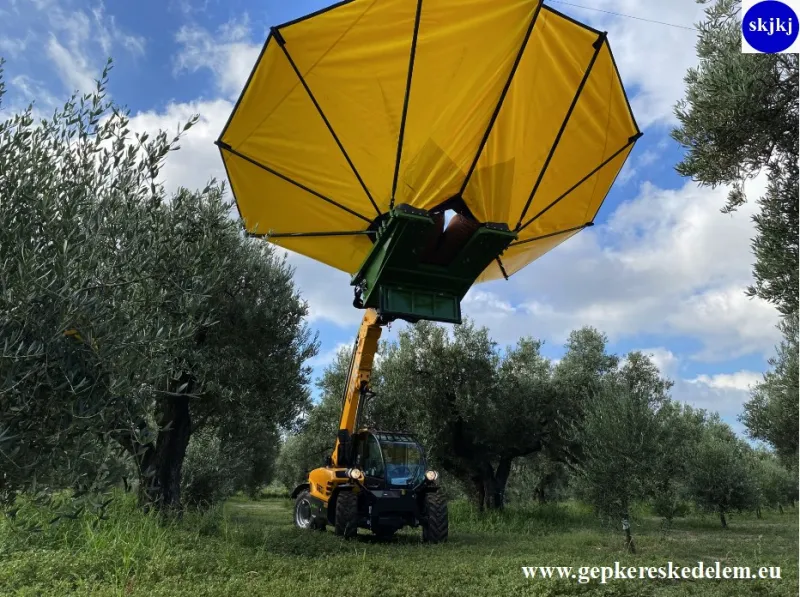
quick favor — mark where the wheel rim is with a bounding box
[295,498,313,529]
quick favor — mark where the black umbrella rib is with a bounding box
[495,256,510,281]
[515,30,607,230]
[459,0,544,197]
[271,27,381,218]
[216,141,372,224]
[260,230,376,239]
[517,132,641,232]
[390,0,424,210]
[510,222,593,247]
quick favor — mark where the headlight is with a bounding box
[425,470,439,482]
[346,468,364,481]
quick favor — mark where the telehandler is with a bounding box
[215,0,640,543]
[289,204,517,542]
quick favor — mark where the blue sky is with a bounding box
[0,0,782,434]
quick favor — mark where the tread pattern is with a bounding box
[422,491,448,543]
[334,490,359,538]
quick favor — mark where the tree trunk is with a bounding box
[138,380,193,512]
[719,508,727,528]
[471,474,486,512]
[622,512,636,554]
[779,504,784,514]
[756,506,762,519]
[491,457,513,509]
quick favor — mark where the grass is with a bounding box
[0,493,796,596]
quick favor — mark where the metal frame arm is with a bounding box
[332,308,383,467]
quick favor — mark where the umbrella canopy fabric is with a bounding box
[217,0,641,282]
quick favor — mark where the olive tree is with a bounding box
[0,61,317,512]
[687,420,758,528]
[570,352,673,552]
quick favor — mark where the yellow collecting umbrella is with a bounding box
[217,0,640,281]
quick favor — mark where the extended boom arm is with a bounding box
[332,308,384,467]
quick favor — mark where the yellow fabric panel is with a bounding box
[224,150,371,273]
[281,0,418,212]
[219,1,640,282]
[477,143,631,282]
[221,35,377,221]
[516,39,637,238]
[395,0,537,211]
[223,38,295,147]
[274,235,373,275]
[520,143,633,240]
[464,7,597,224]
[477,227,582,283]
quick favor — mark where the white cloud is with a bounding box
[0,32,32,58]
[173,16,262,99]
[91,4,146,58]
[309,342,351,368]
[672,376,753,429]
[2,1,146,96]
[625,347,759,424]
[9,74,59,110]
[47,34,95,94]
[127,99,233,195]
[636,347,680,378]
[463,178,780,362]
[689,371,763,392]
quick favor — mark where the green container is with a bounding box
[351,205,516,324]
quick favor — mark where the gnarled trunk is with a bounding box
[137,373,194,512]
[470,457,514,510]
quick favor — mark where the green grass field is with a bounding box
[1,495,796,596]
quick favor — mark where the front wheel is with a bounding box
[294,490,324,531]
[334,490,359,538]
[421,492,448,543]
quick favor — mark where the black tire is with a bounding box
[334,490,359,538]
[422,491,448,543]
[294,490,324,531]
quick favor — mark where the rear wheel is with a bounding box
[294,490,325,531]
[422,492,448,543]
[334,490,359,538]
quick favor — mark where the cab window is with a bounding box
[362,435,384,478]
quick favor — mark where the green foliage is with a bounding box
[372,320,561,508]
[672,0,798,316]
[180,429,235,509]
[686,421,758,525]
[741,315,799,470]
[749,449,797,513]
[273,347,350,492]
[504,452,570,505]
[650,403,707,523]
[570,352,673,523]
[0,61,316,509]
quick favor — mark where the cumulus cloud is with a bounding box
[689,371,763,392]
[462,177,779,362]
